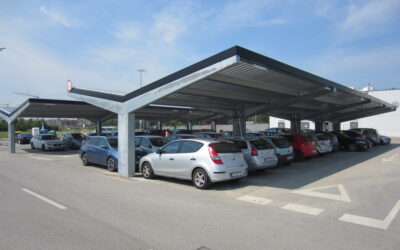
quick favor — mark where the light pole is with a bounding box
[137,68,146,87]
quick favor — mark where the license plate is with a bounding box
[287,155,293,160]
[231,172,242,177]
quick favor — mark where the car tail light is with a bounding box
[208,146,223,164]
[250,143,258,156]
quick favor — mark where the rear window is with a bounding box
[210,142,241,153]
[301,135,313,142]
[272,137,291,148]
[317,134,328,140]
[251,139,274,150]
[232,140,248,149]
[41,135,56,140]
[343,130,362,137]
[282,135,294,143]
[107,138,118,148]
[149,137,168,147]
[71,134,84,139]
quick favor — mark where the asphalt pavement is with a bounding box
[0,140,399,250]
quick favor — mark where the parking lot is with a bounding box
[0,138,399,250]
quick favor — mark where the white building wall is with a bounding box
[269,117,316,130]
[341,89,400,137]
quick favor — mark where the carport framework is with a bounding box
[65,46,396,177]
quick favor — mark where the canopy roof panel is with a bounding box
[69,46,396,122]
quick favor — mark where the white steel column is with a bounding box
[8,121,15,153]
[118,112,135,177]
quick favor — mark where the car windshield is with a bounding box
[272,137,291,148]
[301,135,313,142]
[41,135,56,140]
[107,138,118,148]
[149,137,168,147]
[210,142,241,153]
[71,134,84,139]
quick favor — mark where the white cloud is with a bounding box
[339,0,400,41]
[39,6,80,28]
[116,24,141,42]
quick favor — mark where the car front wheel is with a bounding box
[142,162,155,179]
[81,153,89,166]
[192,168,211,189]
[107,157,117,172]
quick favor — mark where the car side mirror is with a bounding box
[101,145,109,150]
[156,149,162,154]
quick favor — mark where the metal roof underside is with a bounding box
[3,99,223,123]
[70,46,396,123]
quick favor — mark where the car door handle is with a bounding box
[190,158,196,161]
[169,158,174,160]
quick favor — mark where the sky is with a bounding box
[1,0,400,107]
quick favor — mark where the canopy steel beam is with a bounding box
[301,100,371,120]
[244,88,334,118]
[331,106,387,122]
[337,107,392,122]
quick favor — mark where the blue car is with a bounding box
[79,136,146,172]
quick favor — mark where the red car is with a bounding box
[280,134,318,161]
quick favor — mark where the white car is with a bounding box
[31,134,65,151]
[139,139,248,189]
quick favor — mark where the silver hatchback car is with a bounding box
[139,139,248,189]
[227,137,278,172]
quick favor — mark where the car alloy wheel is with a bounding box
[81,153,89,166]
[107,157,117,172]
[142,162,154,179]
[192,169,210,189]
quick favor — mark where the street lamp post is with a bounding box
[137,68,146,87]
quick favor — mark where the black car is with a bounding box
[15,133,33,144]
[350,128,380,145]
[331,131,369,151]
[62,133,85,149]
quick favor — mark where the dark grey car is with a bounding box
[62,133,85,149]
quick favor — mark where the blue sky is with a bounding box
[1,0,400,106]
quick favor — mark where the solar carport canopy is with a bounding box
[0,98,225,123]
[69,46,396,123]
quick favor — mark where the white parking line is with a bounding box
[59,155,76,158]
[29,156,52,161]
[237,195,272,205]
[282,203,324,216]
[339,199,400,230]
[292,184,351,202]
[22,188,67,210]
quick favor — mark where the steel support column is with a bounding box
[96,119,102,134]
[8,121,15,153]
[211,121,216,132]
[186,120,192,131]
[315,120,323,133]
[233,110,245,136]
[332,122,340,131]
[290,114,300,134]
[117,112,135,177]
